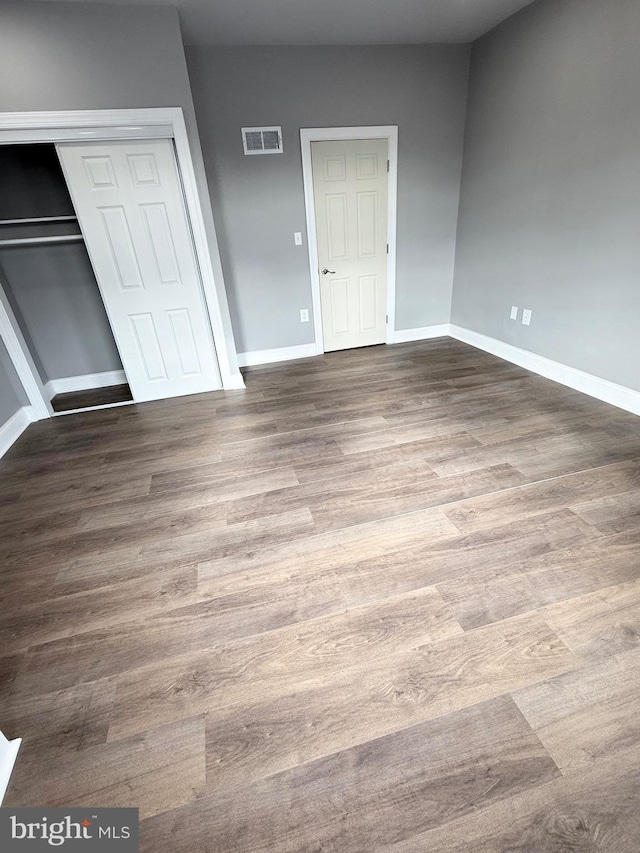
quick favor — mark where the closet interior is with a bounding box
[0,143,132,414]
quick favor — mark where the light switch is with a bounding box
[510,306,518,320]
[294,232,303,246]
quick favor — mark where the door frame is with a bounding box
[0,107,243,423]
[300,126,398,354]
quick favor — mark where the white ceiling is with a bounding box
[38,0,538,46]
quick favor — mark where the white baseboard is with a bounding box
[236,326,640,417]
[449,324,640,417]
[0,406,34,460]
[392,324,451,344]
[44,369,127,400]
[237,343,318,368]
[0,730,21,804]
[237,330,454,367]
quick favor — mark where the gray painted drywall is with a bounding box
[452,0,640,392]
[0,2,194,114]
[0,0,239,379]
[0,257,47,384]
[0,337,28,426]
[1,246,123,381]
[0,144,122,381]
[0,144,75,221]
[186,45,470,353]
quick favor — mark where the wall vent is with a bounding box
[241,126,283,155]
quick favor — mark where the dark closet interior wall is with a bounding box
[0,336,28,425]
[0,255,46,383]
[0,144,76,220]
[0,144,123,383]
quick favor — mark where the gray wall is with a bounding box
[0,144,75,221]
[0,337,27,426]
[186,45,470,353]
[0,144,122,381]
[1,246,122,381]
[0,257,46,383]
[0,0,239,380]
[452,0,640,392]
[0,2,196,113]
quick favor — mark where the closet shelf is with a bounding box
[0,234,83,248]
[0,215,77,226]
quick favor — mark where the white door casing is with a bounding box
[310,137,390,353]
[57,139,221,402]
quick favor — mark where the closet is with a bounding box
[0,136,222,415]
[0,143,131,413]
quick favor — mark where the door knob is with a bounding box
[321,268,336,275]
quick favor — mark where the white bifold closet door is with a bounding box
[56,139,220,402]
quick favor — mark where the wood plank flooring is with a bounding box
[2,338,640,851]
[51,383,133,412]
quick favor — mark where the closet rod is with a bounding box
[0,215,78,226]
[0,234,83,248]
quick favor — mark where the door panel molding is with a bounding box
[57,140,221,402]
[301,126,398,353]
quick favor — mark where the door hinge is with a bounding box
[387,159,390,172]
[386,243,389,254]
[386,314,389,324]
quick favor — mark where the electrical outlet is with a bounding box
[510,306,518,320]
[294,232,303,246]
[300,308,309,323]
[522,309,532,326]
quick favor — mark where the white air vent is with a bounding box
[241,126,283,155]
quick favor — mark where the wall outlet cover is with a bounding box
[294,232,303,246]
[522,309,532,326]
[300,308,309,323]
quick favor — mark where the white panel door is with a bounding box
[312,139,388,352]
[56,139,220,402]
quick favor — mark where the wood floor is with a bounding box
[51,382,133,412]
[2,338,640,851]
